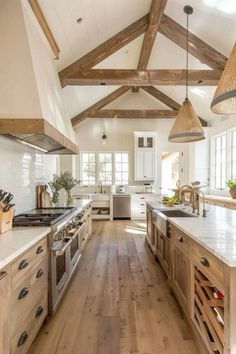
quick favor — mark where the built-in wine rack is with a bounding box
[193,266,224,354]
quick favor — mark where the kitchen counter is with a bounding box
[0,200,91,269]
[0,226,50,269]
[147,199,236,267]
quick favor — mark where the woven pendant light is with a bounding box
[211,42,236,114]
[168,6,205,143]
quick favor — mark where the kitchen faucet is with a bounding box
[178,185,196,213]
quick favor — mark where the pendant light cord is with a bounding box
[186,12,189,100]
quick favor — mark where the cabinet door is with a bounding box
[156,230,164,260]
[0,267,10,354]
[136,151,144,179]
[143,151,155,179]
[146,210,154,246]
[162,236,171,275]
[172,244,190,311]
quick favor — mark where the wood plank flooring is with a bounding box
[28,220,200,354]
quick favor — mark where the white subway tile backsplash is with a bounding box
[0,136,57,214]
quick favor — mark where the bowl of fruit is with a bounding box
[162,196,180,206]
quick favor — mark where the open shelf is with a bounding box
[193,266,224,354]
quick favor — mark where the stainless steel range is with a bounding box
[13,205,89,312]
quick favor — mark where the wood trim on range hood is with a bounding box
[0,119,77,154]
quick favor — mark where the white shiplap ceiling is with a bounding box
[39,0,236,123]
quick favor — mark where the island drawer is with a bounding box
[11,238,47,284]
[191,242,225,288]
[11,290,47,354]
[169,225,190,253]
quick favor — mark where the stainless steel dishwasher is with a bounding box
[113,194,131,219]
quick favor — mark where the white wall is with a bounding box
[0,136,57,214]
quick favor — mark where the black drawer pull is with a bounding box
[200,257,209,267]
[160,234,164,239]
[35,306,44,318]
[17,331,28,347]
[36,269,44,278]
[36,246,44,254]
[18,287,29,300]
[18,259,29,270]
[178,236,183,243]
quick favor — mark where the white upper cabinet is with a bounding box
[134,132,157,181]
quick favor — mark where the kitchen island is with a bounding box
[146,200,236,354]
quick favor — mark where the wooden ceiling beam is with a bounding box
[87,109,178,118]
[71,86,130,126]
[64,69,222,87]
[137,0,168,70]
[59,15,149,85]
[28,0,60,59]
[159,14,227,70]
[141,86,208,127]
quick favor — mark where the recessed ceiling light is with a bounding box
[76,18,83,24]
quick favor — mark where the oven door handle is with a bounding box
[51,238,72,256]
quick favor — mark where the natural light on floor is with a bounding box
[125,225,146,235]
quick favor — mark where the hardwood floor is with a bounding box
[28,220,200,354]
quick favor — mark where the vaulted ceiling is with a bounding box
[38,0,236,126]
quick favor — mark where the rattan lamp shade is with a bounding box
[211,42,236,114]
[168,98,205,143]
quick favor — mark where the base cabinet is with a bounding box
[0,266,10,354]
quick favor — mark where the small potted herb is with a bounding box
[226,180,236,199]
[60,171,80,205]
[48,174,62,206]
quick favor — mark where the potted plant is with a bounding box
[48,174,62,206]
[226,180,236,199]
[60,171,79,206]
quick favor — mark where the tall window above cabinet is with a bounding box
[134,132,157,181]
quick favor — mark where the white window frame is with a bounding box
[210,127,236,196]
[80,151,129,186]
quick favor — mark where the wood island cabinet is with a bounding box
[170,225,191,313]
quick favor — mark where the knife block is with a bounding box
[0,208,15,234]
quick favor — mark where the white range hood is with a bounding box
[0,0,77,154]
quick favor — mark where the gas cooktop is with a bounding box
[13,207,77,227]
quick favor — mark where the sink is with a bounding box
[152,209,196,237]
[89,193,109,201]
[160,210,195,218]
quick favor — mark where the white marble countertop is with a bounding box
[0,200,91,270]
[146,200,236,267]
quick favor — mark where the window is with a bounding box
[213,133,226,190]
[114,153,129,185]
[211,128,236,193]
[98,153,112,185]
[80,152,96,185]
[80,152,129,185]
[230,130,236,180]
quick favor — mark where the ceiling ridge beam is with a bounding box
[59,14,149,86]
[141,86,207,127]
[64,69,222,87]
[28,0,60,59]
[159,14,227,70]
[87,109,178,118]
[71,86,130,126]
[137,0,168,70]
